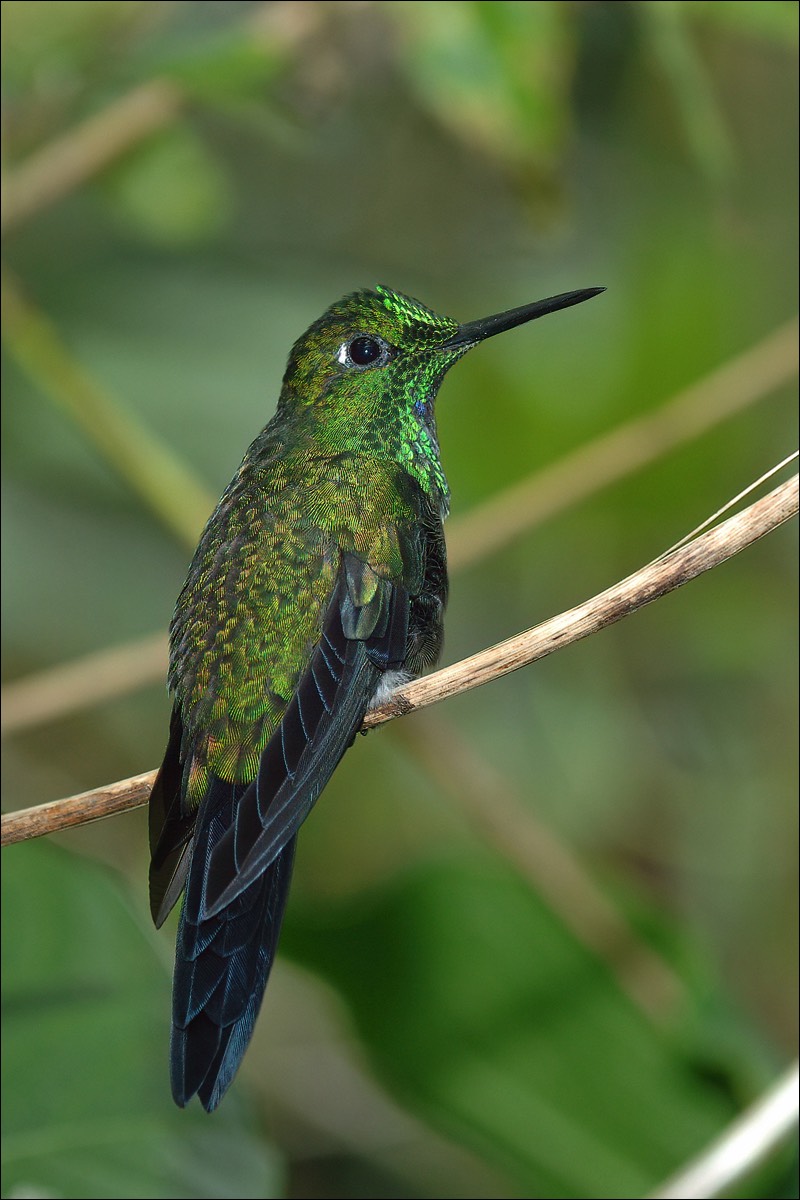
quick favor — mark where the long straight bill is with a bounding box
[446,287,606,348]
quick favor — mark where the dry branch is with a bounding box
[2,771,157,846]
[2,472,795,849]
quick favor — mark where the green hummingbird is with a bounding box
[148,283,604,1110]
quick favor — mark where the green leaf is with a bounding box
[1,842,283,1200]
[638,1,736,185]
[390,0,573,177]
[286,853,764,1197]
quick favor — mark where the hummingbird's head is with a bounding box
[277,284,604,496]
[280,285,461,414]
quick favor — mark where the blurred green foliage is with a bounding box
[1,3,797,1198]
[3,842,282,1198]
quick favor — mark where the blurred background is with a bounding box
[1,3,798,1197]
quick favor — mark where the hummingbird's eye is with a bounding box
[348,336,383,365]
[338,335,391,369]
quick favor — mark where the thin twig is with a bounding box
[446,317,798,571]
[2,473,795,848]
[648,1062,799,1199]
[3,319,796,734]
[662,449,799,556]
[2,772,157,846]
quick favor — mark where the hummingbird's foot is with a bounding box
[368,668,413,711]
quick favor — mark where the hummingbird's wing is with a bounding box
[148,548,411,927]
[154,545,417,1112]
[201,552,409,918]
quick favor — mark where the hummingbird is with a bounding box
[148,283,604,1110]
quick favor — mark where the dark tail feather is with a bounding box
[170,775,296,1111]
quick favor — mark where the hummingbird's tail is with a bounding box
[170,775,296,1111]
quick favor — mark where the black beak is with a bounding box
[443,287,605,350]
